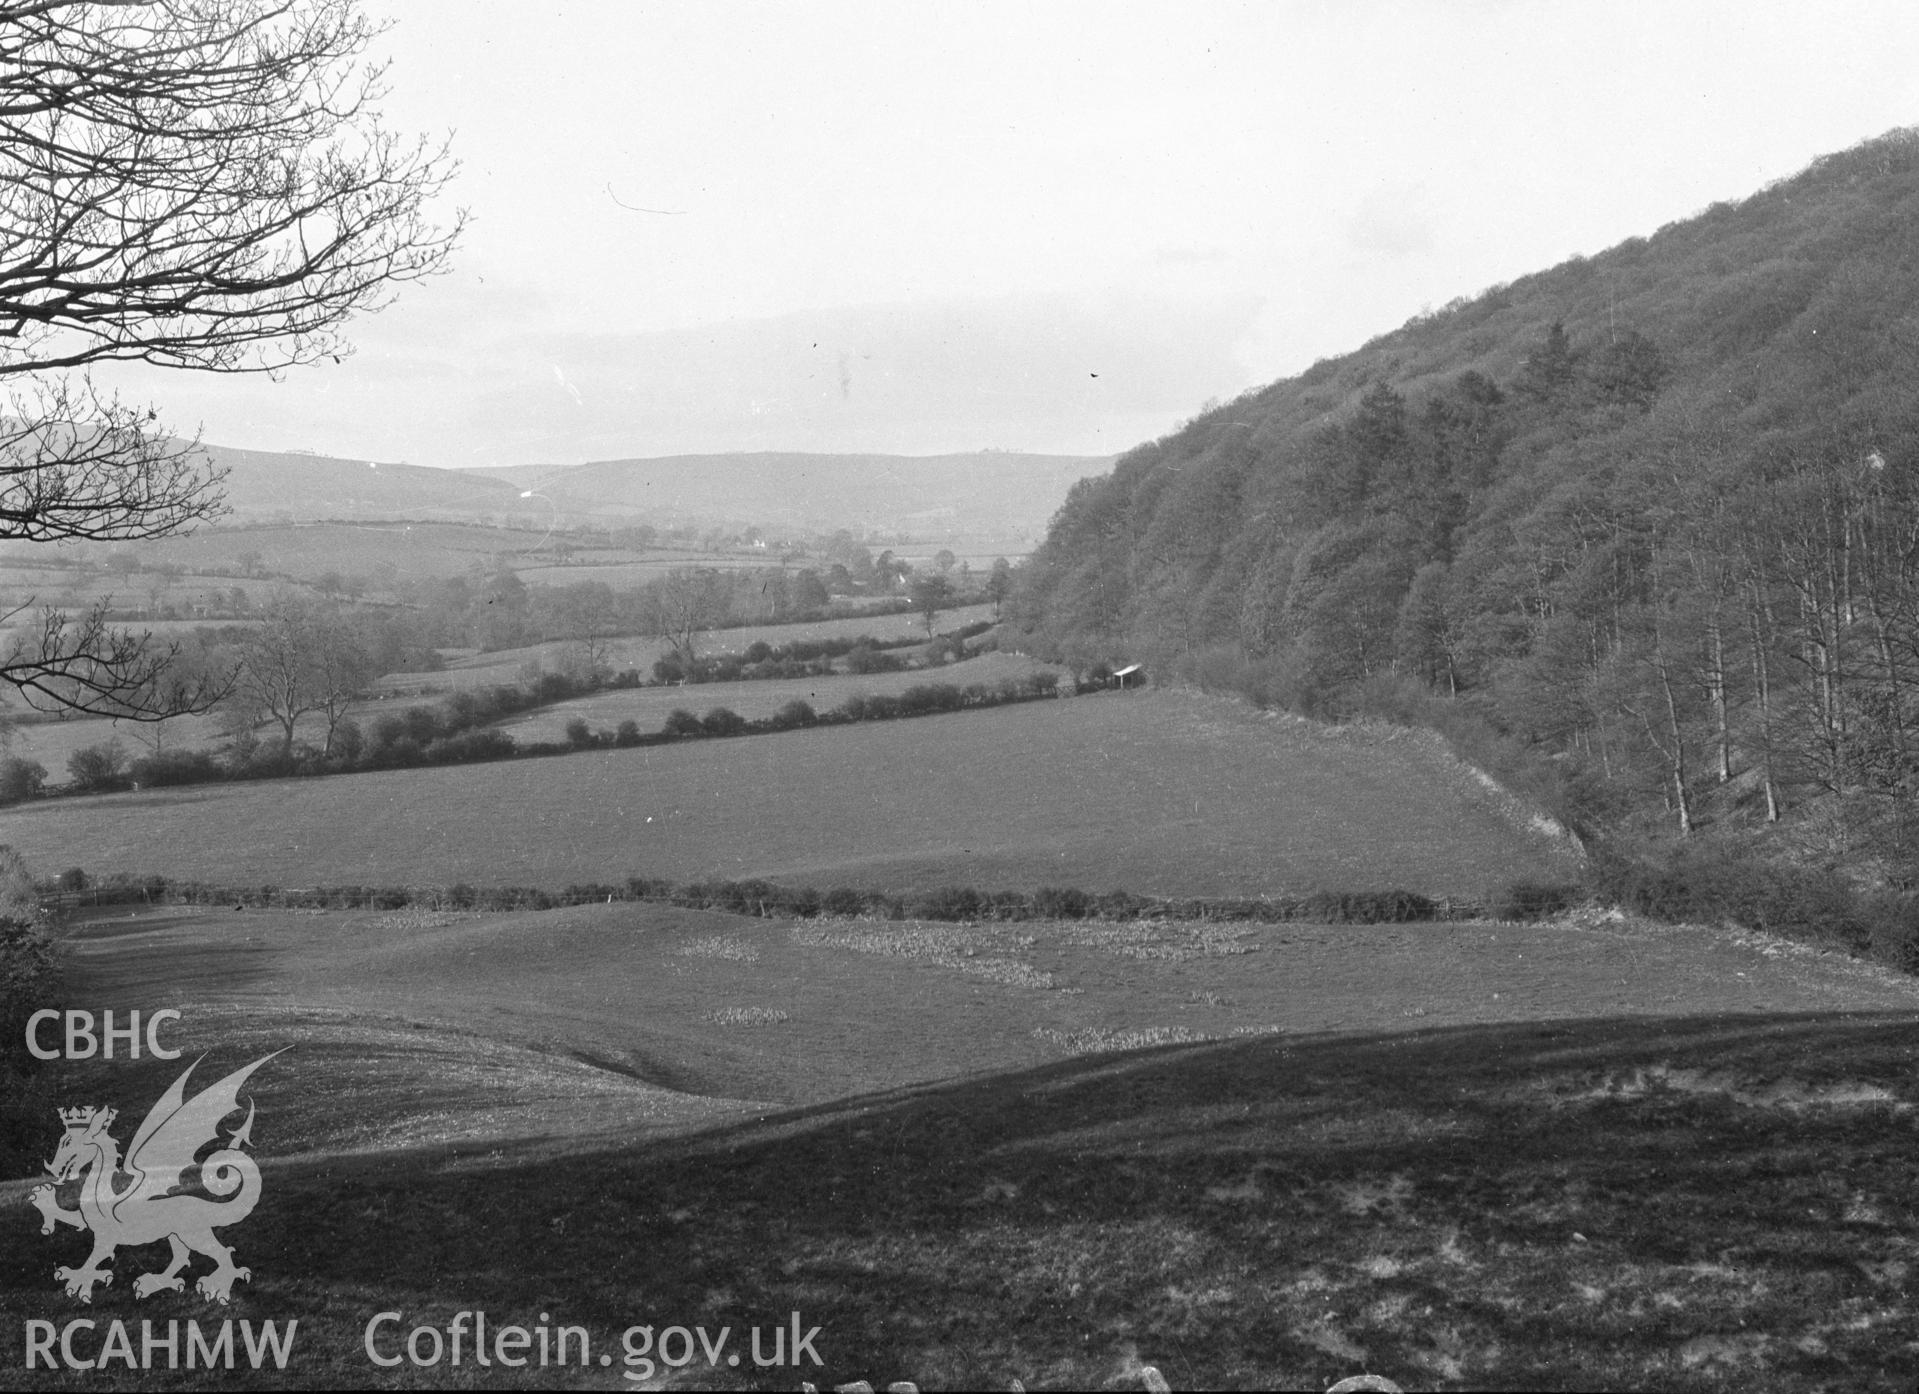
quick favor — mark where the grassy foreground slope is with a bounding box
[0,690,1578,897]
[47,897,1915,1121]
[7,898,1919,1389]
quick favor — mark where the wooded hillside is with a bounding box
[1012,130,1919,875]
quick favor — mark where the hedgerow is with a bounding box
[52,869,1476,926]
[1585,840,1919,968]
[41,654,1065,802]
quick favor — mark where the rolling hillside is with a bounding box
[466,449,1110,545]
[199,443,525,521]
[8,897,1918,1389]
[0,689,1577,897]
[82,443,1108,549]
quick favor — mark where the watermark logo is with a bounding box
[28,1052,282,1305]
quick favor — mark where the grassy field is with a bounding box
[0,689,1578,898]
[0,560,251,611]
[120,521,637,584]
[493,650,1050,742]
[0,711,231,784]
[0,608,1001,777]
[5,896,1917,1388]
[377,604,995,695]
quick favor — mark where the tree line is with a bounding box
[21,659,1063,799]
[1011,130,1919,879]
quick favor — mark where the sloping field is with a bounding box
[41,898,1919,1121]
[0,613,1004,776]
[128,519,758,582]
[132,520,557,581]
[494,650,1050,742]
[7,898,1919,1389]
[379,604,995,694]
[0,690,1577,897]
[0,711,228,782]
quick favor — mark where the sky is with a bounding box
[91,0,1919,469]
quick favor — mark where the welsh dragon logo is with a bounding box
[28,1053,281,1305]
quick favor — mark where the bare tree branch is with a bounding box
[0,0,462,718]
[0,374,224,540]
[0,598,232,718]
[0,0,463,375]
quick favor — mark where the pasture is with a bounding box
[0,689,1579,897]
[7,894,1918,1389]
[121,521,630,584]
[375,603,997,695]
[0,607,1001,776]
[0,710,231,784]
[493,650,1051,741]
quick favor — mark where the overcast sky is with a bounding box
[94,1,1919,469]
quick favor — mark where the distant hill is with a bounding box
[1013,128,1919,874]
[202,443,522,521]
[459,451,1111,545]
[194,445,1106,547]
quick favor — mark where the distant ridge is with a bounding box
[179,445,1107,545]
[195,442,520,521]
[457,450,1113,541]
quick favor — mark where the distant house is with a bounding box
[1110,663,1144,690]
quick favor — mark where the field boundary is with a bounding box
[29,666,1069,805]
[45,872,1527,925]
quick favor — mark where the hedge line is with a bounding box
[1,854,63,1177]
[52,871,1503,925]
[655,620,991,685]
[1585,840,1919,972]
[38,669,1068,805]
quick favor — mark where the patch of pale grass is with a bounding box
[1409,1327,1474,1383]
[1295,1316,1367,1363]
[1030,1025,1210,1056]
[1434,1230,1473,1267]
[1857,1258,1908,1286]
[679,934,760,962]
[373,909,474,931]
[706,1006,789,1026]
[1205,1174,1263,1203]
[1562,1064,1908,1111]
[1334,1174,1415,1217]
[1678,1332,1771,1370]
[1053,919,1260,961]
[1286,1268,1334,1295]
[790,921,1057,988]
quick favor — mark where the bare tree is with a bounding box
[0,0,462,716]
[550,581,620,674]
[646,569,724,668]
[1,599,218,714]
[986,556,1014,619]
[229,592,370,758]
[911,572,952,637]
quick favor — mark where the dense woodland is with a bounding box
[1012,131,1919,884]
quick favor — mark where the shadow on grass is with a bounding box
[56,907,287,999]
[8,1011,1919,1390]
